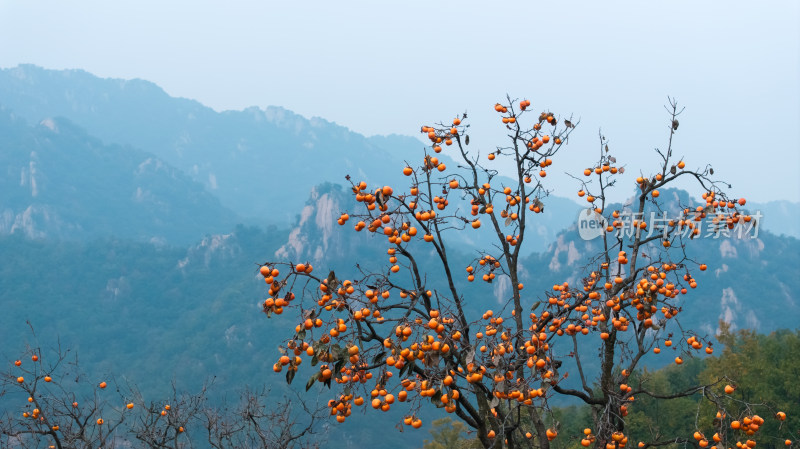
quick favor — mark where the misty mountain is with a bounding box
[0,108,237,244]
[1,65,796,243]
[0,65,414,224]
[0,64,583,252]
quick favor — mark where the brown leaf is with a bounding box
[375,189,386,208]
[326,271,338,289]
[466,348,476,365]
[424,352,440,367]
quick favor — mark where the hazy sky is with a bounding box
[1,0,798,203]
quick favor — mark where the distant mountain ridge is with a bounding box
[0,107,237,243]
[0,64,794,248]
[0,64,586,251]
[0,65,417,225]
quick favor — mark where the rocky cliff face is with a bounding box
[274,183,363,264]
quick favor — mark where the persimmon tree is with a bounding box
[1,327,323,449]
[259,97,790,449]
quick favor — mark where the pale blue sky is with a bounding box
[1,0,798,203]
